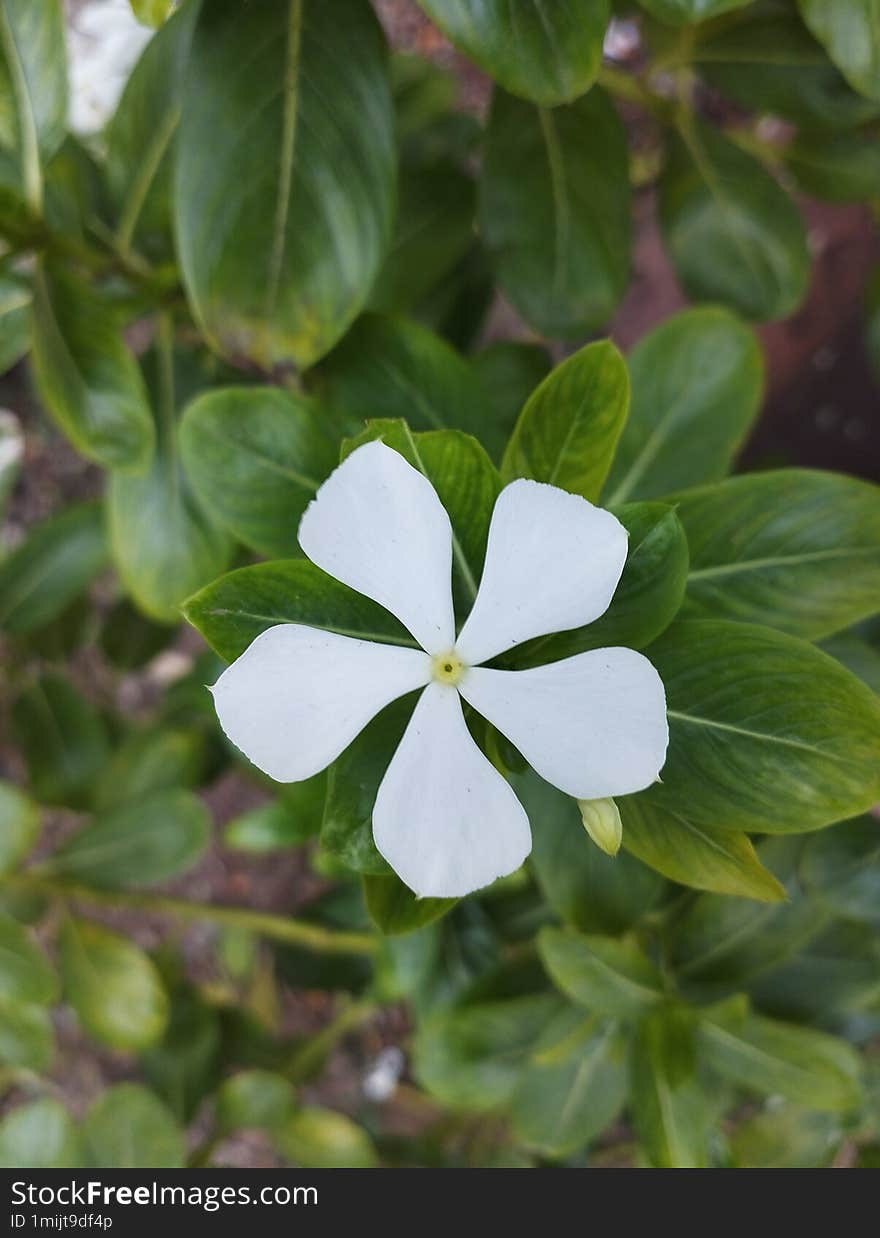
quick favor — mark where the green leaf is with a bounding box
[363,873,456,936]
[659,120,809,322]
[342,420,502,612]
[11,674,111,809]
[501,340,629,501]
[48,790,210,889]
[310,313,484,437]
[184,558,414,663]
[638,0,753,21]
[748,920,880,1024]
[0,1099,80,1169]
[175,0,395,369]
[0,780,39,876]
[30,264,154,470]
[225,779,326,852]
[105,2,196,260]
[99,599,173,670]
[0,271,30,373]
[0,502,107,635]
[93,726,206,811]
[647,620,880,834]
[0,0,67,210]
[83,1084,185,1169]
[619,796,787,902]
[604,307,763,504]
[0,998,53,1070]
[480,87,631,338]
[673,470,880,640]
[369,160,475,316]
[59,918,169,1051]
[471,341,552,465]
[413,993,562,1110]
[631,1004,708,1168]
[729,1104,840,1169]
[415,0,608,105]
[511,1008,627,1155]
[785,131,880,202]
[695,10,880,131]
[538,927,665,1018]
[180,386,337,558]
[798,0,880,100]
[515,771,665,935]
[141,983,221,1122]
[512,503,689,667]
[108,345,232,623]
[800,815,880,925]
[699,1005,863,1111]
[820,631,880,695]
[215,1070,296,1135]
[0,912,57,1004]
[273,1107,378,1168]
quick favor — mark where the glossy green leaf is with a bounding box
[659,120,809,322]
[30,264,154,470]
[0,1099,81,1169]
[310,313,484,438]
[0,912,56,1004]
[273,1107,378,1168]
[93,726,205,811]
[501,340,629,500]
[639,0,753,22]
[619,796,786,902]
[175,0,394,369]
[798,0,880,100]
[512,503,689,667]
[800,815,880,925]
[820,631,880,695]
[604,308,763,504]
[511,1008,627,1155]
[539,927,664,1018]
[471,340,552,464]
[673,471,880,640]
[416,1,607,104]
[413,993,561,1110]
[342,420,502,612]
[647,620,880,834]
[0,998,53,1070]
[215,1070,296,1135]
[59,918,169,1051]
[180,386,337,558]
[695,10,880,131]
[11,674,111,809]
[83,1084,185,1169]
[49,790,210,889]
[108,348,231,624]
[105,2,196,260]
[0,502,106,635]
[631,1005,708,1168]
[0,271,30,372]
[0,0,67,209]
[785,132,880,202]
[699,1005,863,1111]
[515,771,665,934]
[0,780,39,876]
[363,873,456,936]
[184,558,415,663]
[480,87,631,338]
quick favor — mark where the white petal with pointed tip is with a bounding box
[459,648,668,800]
[455,480,628,666]
[373,683,532,898]
[298,441,456,655]
[211,625,431,783]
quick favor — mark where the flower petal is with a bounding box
[373,683,532,898]
[455,479,628,665]
[211,624,431,782]
[298,441,455,654]
[459,648,668,800]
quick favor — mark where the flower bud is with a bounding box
[577,797,622,857]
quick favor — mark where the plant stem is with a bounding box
[284,998,379,1083]
[3,872,378,957]
[598,66,676,122]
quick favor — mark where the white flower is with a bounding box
[67,0,153,136]
[211,442,668,899]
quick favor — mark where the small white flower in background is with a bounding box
[363,1046,405,1103]
[211,442,668,899]
[67,0,153,136]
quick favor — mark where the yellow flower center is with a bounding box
[431,650,467,686]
